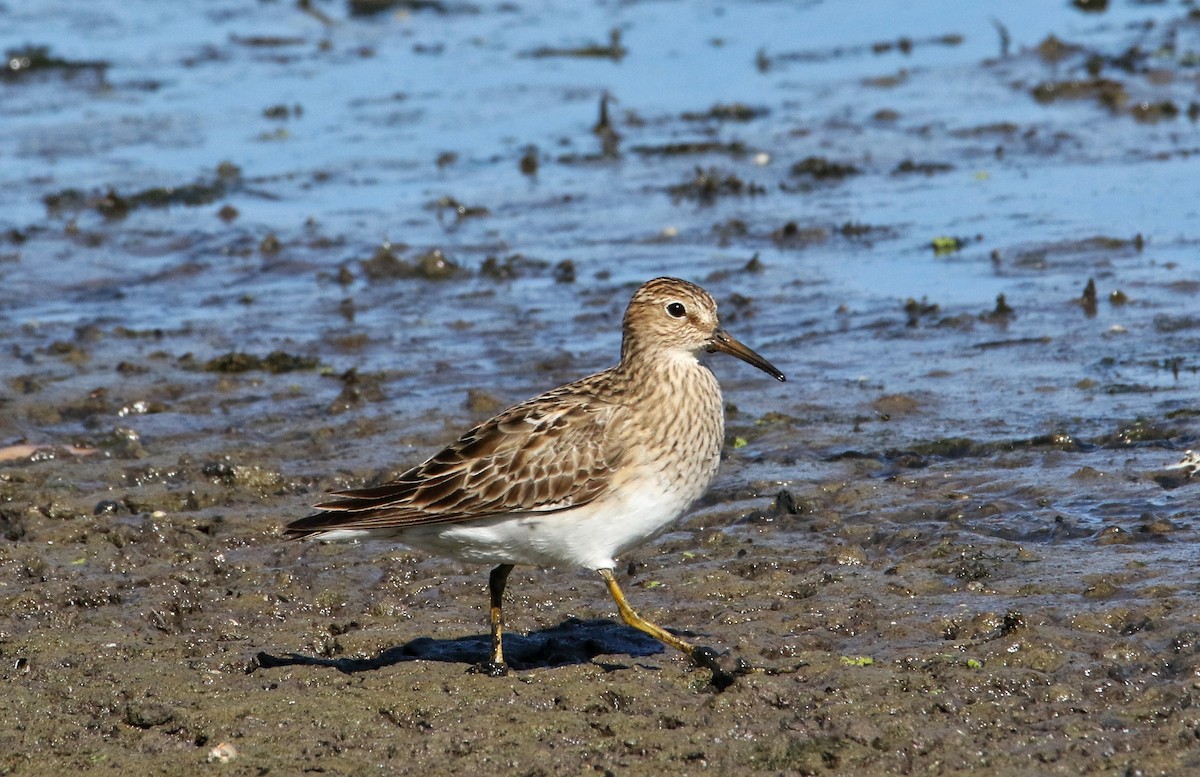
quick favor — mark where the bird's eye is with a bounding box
[666,302,687,318]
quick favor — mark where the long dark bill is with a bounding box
[708,329,786,382]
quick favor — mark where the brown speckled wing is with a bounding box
[285,388,624,536]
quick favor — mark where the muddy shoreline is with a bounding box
[2,445,1199,774]
[3,1,1199,774]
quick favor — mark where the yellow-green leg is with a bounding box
[475,563,513,676]
[598,567,724,676]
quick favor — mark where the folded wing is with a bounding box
[285,392,623,537]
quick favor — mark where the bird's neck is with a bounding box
[617,341,701,382]
[613,343,720,416]
[613,342,726,482]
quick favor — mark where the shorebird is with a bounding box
[285,277,785,677]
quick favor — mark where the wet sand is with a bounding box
[2,1,1199,774]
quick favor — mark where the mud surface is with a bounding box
[2,1,1199,774]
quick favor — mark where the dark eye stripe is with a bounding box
[666,302,686,318]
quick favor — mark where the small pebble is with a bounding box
[834,545,866,566]
[208,742,238,764]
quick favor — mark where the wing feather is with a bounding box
[286,383,624,537]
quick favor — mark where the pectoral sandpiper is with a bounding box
[285,277,785,678]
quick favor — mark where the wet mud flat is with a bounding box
[1,438,1199,776]
[3,0,1200,775]
[1,260,1196,777]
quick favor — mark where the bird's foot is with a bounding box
[469,660,509,677]
[690,646,755,692]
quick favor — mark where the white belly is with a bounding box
[397,476,696,569]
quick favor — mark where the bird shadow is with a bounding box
[252,617,667,675]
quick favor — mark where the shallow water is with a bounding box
[2,1,1199,774]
